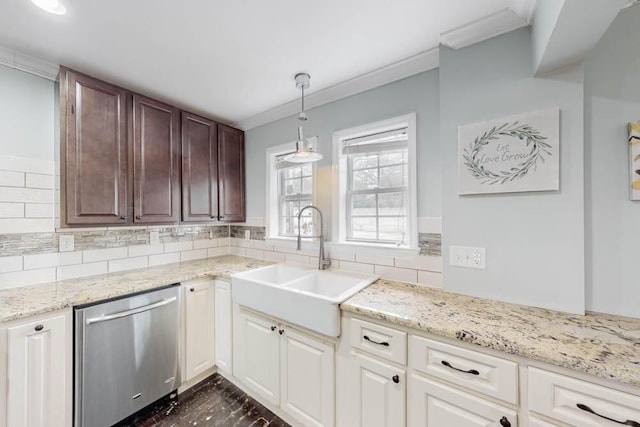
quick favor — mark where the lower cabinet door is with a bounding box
[7,311,71,427]
[183,279,215,381]
[408,373,517,427]
[236,309,280,406]
[214,280,233,374]
[353,352,406,427]
[280,327,335,427]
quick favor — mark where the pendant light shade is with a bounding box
[283,73,323,163]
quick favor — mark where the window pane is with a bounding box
[299,215,315,236]
[379,165,406,188]
[284,178,301,195]
[351,194,376,216]
[379,150,405,166]
[378,217,406,242]
[352,154,378,170]
[352,169,378,190]
[283,167,302,179]
[302,177,312,194]
[378,192,405,216]
[351,217,377,240]
[301,164,312,176]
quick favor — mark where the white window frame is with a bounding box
[265,140,317,240]
[332,114,418,250]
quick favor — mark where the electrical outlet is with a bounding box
[450,246,486,269]
[244,230,251,241]
[59,235,74,252]
[150,231,160,245]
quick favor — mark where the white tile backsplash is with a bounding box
[356,253,395,267]
[0,256,23,273]
[0,202,24,218]
[149,252,181,267]
[83,247,128,263]
[418,270,443,287]
[25,203,53,218]
[0,218,52,233]
[338,260,375,274]
[0,187,52,203]
[23,251,82,270]
[164,241,193,253]
[374,265,418,283]
[25,173,54,189]
[0,267,56,289]
[128,243,164,257]
[108,256,149,273]
[180,249,208,262]
[0,170,25,187]
[56,261,107,281]
[207,246,229,258]
[193,239,219,249]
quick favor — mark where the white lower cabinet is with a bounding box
[408,373,517,427]
[353,352,406,427]
[214,280,233,374]
[234,306,336,427]
[281,327,335,427]
[183,279,215,381]
[528,367,640,427]
[4,309,72,427]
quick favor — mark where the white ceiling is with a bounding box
[0,0,533,126]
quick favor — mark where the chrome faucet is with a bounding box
[297,205,331,270]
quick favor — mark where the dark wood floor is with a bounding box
[117,373,291,427]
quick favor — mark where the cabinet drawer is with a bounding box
[409,373,517,427]
[350,318,406,365]
[528,367,640,427]
[409,335,518,405]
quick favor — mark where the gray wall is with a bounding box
[440,28,586,314]
[584,6,640,318]
[0,66,55,161]
[244,70,441,235]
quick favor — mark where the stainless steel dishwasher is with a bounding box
[74,285,181,427]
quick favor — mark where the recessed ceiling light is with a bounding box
[30,0,66,15]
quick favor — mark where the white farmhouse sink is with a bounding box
[231,263,378,337]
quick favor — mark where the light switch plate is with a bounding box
[150,231,160,245]
[450,245,486,269]
[59,235,74,252]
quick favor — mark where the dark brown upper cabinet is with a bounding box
[218,125,245,222]
[181,112,218,222]
[60,67,245,227]
[133,95,181,224]
[60,68,129,225]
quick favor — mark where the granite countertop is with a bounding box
[2,256,639,388]
[0,255,272,323]
[341,279,640,388]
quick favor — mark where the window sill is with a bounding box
[326,241,419,257]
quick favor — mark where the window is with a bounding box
[266,141,316,238]
[333,115,417,248]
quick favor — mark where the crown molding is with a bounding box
[0,46,59,81]
[440,8,529,50]
[510,0,538,24]
[233,47,439,131]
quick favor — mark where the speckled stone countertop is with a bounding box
[0,255,272,323]
[341,279,640,388]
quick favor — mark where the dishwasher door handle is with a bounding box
[86,296,177,325]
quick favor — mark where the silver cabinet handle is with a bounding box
[86,297,177,325]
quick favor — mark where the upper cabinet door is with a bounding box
[181,112,218,222]
[62,69,129,225]
[133,95,180,224]
[218,125,245,222]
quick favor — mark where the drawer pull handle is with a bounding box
[34,324,44,331]
[392,375,400,384]
[577,403,640,427]
[499,416,511,427]
[270,326,277,332]
[441,360,480,375]
[363,335,389,347]
[189,288,195,292]
[278,329,284,335]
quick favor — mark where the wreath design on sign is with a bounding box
[462,122,552,185]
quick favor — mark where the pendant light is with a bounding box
[284,73,323,163]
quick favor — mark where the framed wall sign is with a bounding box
[458,108,560,195]
[629,120,640,201]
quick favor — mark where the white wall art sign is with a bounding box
[458,108,560,195]
[629,120,640,201]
